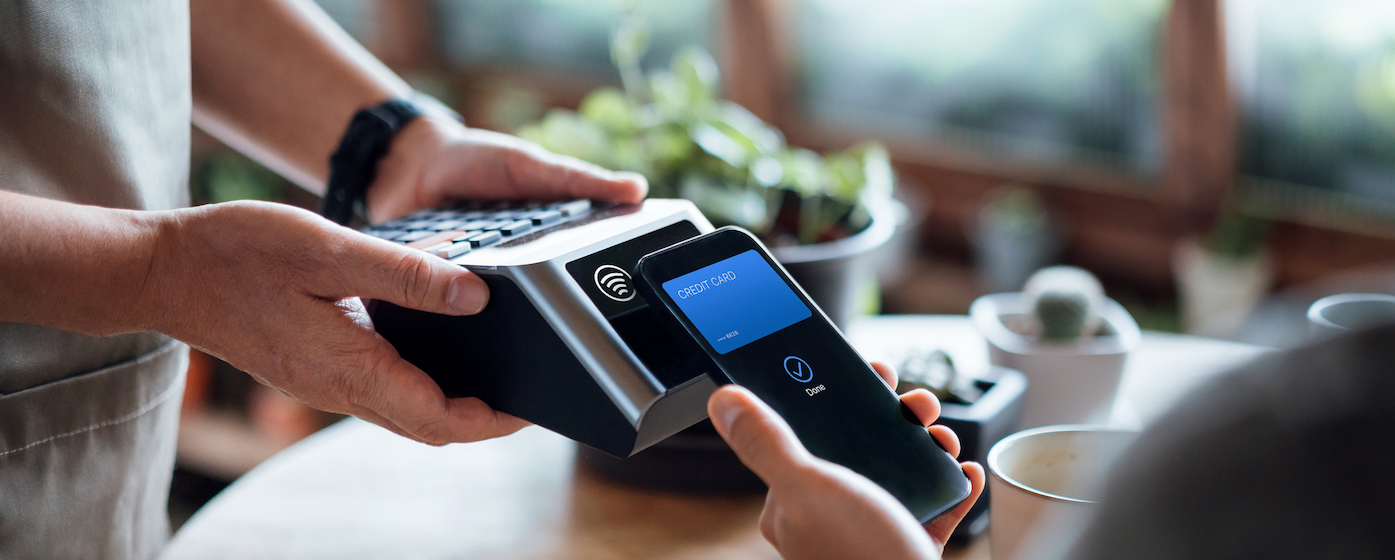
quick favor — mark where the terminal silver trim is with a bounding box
[469,200,714,427]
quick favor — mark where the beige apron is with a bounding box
[0,0,192,558]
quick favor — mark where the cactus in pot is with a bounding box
[1021,266,1105,343]
[970,264,1139,428]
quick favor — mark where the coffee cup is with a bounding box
[1307,293,1395,340]
[986,425,1137,560]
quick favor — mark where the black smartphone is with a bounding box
[634,227,972,523]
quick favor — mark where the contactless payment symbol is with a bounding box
[593,264,636,302]
[784,356,813,383]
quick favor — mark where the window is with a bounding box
[433,0,717,81]
[794,0,1168,182]
[1229,0,1395,231]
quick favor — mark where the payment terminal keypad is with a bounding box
[361,199,594,259]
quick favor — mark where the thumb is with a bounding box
[709,385,815,485]
[328,232,490,315]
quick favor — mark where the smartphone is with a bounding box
[634,227,972,523]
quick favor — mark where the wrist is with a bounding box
[130,208,187,336]
[363,114,463,223]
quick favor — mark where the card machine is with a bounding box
[364,199,719,457]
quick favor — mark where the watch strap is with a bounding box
[321,99,424,225]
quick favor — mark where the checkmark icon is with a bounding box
[784,356,813,383]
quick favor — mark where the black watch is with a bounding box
[320,94,463,225]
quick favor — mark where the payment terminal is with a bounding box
[363,199,718,457]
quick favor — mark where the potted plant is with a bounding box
[515,23,900,328]
[970,266,1141,429]
[549,21,902,493]
[1173,211,1273,338]
[896,350,1026,541]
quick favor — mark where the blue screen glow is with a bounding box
[662,250,812,354]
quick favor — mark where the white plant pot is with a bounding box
[970,293,1141,429]
[1172,239,1273,338]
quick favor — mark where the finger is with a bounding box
[502,141,648,203]
[359,398,530,446]
[325,231,490,316]
[871,361,898,390]
[925,462,987,549]
[350,348,529,445]
[928,426,961,459]
[898,389,942,427]
[708,385,814,485]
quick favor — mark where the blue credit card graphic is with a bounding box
[662,249,812,354]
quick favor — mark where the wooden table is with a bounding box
[162,316,1267,560]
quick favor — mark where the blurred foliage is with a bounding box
[981,185,1050,236]
[193,153,284,205]
[1235,0,1395,207]
[1205,210,1271,261]
[517,17,894,245]
[896,350,983,406]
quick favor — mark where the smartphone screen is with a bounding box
[637,228,971,523]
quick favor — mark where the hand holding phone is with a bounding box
[708,382,985,559]
[635,227,973,523]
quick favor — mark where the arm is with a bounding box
[190,0,406,192]
[0,192,162,337]
[190,0,646,223]
[0,189,523,443]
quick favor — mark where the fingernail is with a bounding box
[448,275,489,314]
[616,172,650,198]
[709,389,744,435]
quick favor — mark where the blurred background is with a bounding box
[174,0,1395,525]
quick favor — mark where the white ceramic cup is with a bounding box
[986,426,1137,560]
[1307,293,1395,340]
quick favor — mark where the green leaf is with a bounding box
[609,19,650,69]
[857,142,895,202]
[717,101,784,154]
[679,173,768,230]
[644,124,696,170]
[691,122,750,168]
[578,88,637,134]
[824,151,865,202]
[609,136,648,174]
[536,109,611,165]
[778,148,828,196]
[670,46,720,105]
[750,156,784,187]
[515,122,548,147]
[610,17,651,102]
[648,70,692,119]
